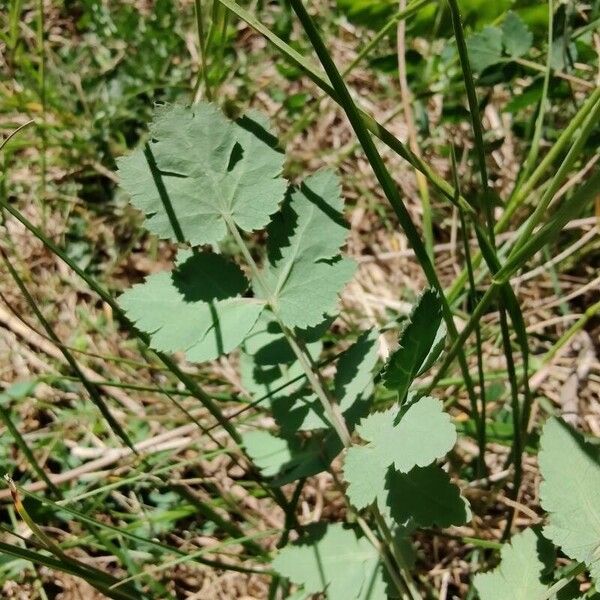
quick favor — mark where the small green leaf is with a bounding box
[262,171,356,328]
[383,289,444,400]
[242,429,341,484]
[120,251,263,362]
[539,418,600,585]
[386,465,471,528]
[466,26,503,73]
[343,396,456,509]
[117,103,286,246]
[502,11,533,58]
[275,330,380,432]
[272,523,387,600]
[474,529,554,600]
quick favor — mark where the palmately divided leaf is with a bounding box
[343,396,457,509]
[272,523,387,600]
[117,103,286,246]
[474,529,554,600]
[467,26,503,73]
[383,289,444,400]
[386,465,471,528]
[262,170,356,328]
[539,417,600,584]
[119,251,263,362]
[502,11,532,58]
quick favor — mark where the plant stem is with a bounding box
[223,215,352,446]
[356,514,409,599]
[288,0,484,473]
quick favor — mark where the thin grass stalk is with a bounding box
[0,397,58,494]
[36,0,47,223]
[288,0,485,475]
[447,86,600,302]
[193,0,212,101]
[429,169,600,388]
[508,96,600,256]
[0,249,137,453]
[453,150,487,465]
[517,0,553,185]
[397,0,433,258]
[446,0,530,498]
[283,0,432,143]
[0,198,242,444]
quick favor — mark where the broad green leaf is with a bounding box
[343,396,456,509]
[386,465,471,528]
[383,289,443,400]
[262,170,356,328]
[117,103,286,246]
[474,529,554,600]
[466,26,503,73]
[120,251,263,362]
[242,429,341,484]
[272,523,387,600]
[502,11,533,58]
[539,418,600,585]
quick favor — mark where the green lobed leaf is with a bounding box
[119,251,264,362]
[502,11,533,58]
[474,528,554,600]
[261,170,356,329]
[343,396,457,509]
[466,26,503,73]
[386,465,471,529]
[383,289,444,400]
[539,418,600,585]
[272,523,387,600]
[117,103,286,246]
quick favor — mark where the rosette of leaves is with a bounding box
[117,103,356,363]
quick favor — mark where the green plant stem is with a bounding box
[372,509,420,600]
[429,168,600,390]
[447,0,530,503]
[223,215,352,446]
[543,299,600,364]
[288,0,485,473]
[355,514,409,599]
